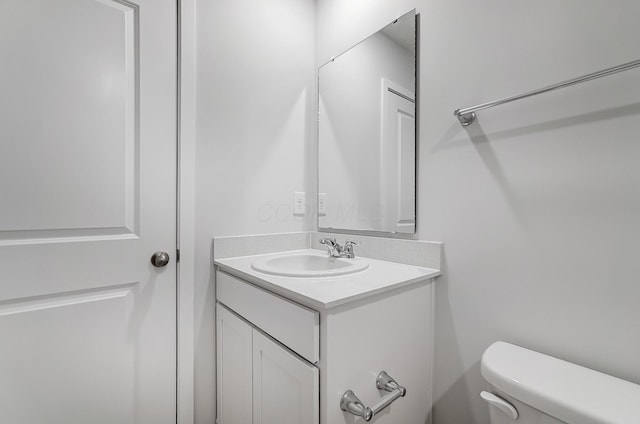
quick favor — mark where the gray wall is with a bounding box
[194,0,316,422]
[193,0,640,422]
[317,0,640,423]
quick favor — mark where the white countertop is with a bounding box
[214,249,440,310]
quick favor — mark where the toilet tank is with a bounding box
[481,342,640,424]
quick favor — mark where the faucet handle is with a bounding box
[342,240,360,258]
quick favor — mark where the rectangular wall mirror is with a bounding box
[318,10,417,234]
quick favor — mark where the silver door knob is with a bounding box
[151,251,170,267]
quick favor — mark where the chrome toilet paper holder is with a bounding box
[340,371,407,421]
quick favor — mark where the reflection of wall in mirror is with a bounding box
[319,29,413,231]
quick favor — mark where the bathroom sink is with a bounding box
[251,250,369,278]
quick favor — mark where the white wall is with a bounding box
[317,0,640,423]
[194,0,316,422]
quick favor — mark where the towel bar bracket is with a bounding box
[455,111,477,127]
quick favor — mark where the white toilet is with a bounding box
[481,341,640,424]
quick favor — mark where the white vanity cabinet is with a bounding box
[215,263,435,424]
[216,272,320,424]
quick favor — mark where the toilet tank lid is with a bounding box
[481,342,640,424]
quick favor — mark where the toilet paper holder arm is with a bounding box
[340,371,407,421]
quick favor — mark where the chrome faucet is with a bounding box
[319,238,360,258]
[319,237,341,257]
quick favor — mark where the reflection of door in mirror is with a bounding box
[381,80,415,233]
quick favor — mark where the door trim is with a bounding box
[178,0,196,422]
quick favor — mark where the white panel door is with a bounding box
[216,304,253,424]
[253,330,319,424]
[0,0,177,423]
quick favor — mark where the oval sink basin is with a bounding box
[251,251,369,278]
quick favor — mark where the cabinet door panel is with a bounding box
[216,304,253,424]
[253,330,319,424]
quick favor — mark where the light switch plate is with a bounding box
[318,193,327,215]
[294,191,305,215]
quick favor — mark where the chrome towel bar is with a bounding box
[340,371,406,421]
[453,58,640,127]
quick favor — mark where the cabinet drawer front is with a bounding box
[216,271,319,363]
